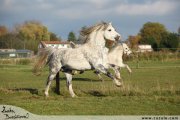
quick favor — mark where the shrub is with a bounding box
[0,58,32,65]
[16,59,31,65]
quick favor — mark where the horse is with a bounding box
[33,22,121,97]
[69,42,132,81]
[106,43,132,80]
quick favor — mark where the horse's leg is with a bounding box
[64,72,77,97]
[120,63,132,74]
[112,66,121,80]
[94,71,104,82]
[45,73,56,97]
[45,67,61,97]
[55,72,60,95]
[126,64,132,74]
[95,64,122,87]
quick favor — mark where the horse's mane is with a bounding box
[80,22,109,43]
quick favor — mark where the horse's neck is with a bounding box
[109,45,123,57]
[88,30,105,48]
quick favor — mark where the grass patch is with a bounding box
[0,60,179,115]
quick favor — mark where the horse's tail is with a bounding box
[33,47,54,76]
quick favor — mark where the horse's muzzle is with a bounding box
[115,35,120,41]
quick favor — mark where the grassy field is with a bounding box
[0,60,180,115]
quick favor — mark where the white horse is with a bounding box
[34,22,121,97]
[107,43,132,80]
[70,42,132,81]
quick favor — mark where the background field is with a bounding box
[0,60,180,115]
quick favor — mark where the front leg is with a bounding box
[126,64,132,74]
[119,63,132,74]
[111,66,121,80]
[95,64,122,87]
[94,71,104,82]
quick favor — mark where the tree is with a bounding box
[160,33,179,51]
[16,21,50,41]
[0,33,22,49]
[139,22,168,48]
[127,35,141,49]
[50,32,61,41]
[159,32,169,48]
[68,31,76,43]
[0,25,8,36]
[167,33,179,51]
[15,21,50,53]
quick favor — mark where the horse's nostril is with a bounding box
[115,35,120,41]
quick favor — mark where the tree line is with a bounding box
[0,21,61,53]
[0,21,179,53]
[127,22,180,51]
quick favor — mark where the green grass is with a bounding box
[0,60,180,115]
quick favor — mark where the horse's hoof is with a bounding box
[116,84,122,87]
[44,92,49,97]
[114,80,122,87]
[116,77,121,81]
[72,95,78,98]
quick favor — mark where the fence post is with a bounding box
[136,52,139,69]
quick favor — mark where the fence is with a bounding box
[0,49,34,59]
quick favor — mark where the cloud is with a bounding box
[0,0,179,39]
[115,0,179,15]
[0,0,178,21]
[48,0,179,20]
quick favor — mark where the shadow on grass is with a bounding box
[8,88,38,95]
[88,90,106,97]
[80,89,106,97]
[58,77,109,82]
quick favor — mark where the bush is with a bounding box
[0,58,32,65]
[16,59,31,65]
[123,51,180,62]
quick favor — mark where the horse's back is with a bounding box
[61,48,92,70]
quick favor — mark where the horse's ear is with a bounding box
[109,22,112,25]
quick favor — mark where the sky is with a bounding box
[0,0,180,41]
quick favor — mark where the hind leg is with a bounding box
[45,67,61,97]
[95,64,122,87]
[65,72,76,97]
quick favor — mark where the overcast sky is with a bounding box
[0,0,180,40]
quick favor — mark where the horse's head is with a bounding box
[104,23,121,42]
[122,43,132,55]
[80,22,121,44]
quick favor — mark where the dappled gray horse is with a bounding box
[34,22,121,97]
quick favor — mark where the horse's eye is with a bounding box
[108,29,111,32]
